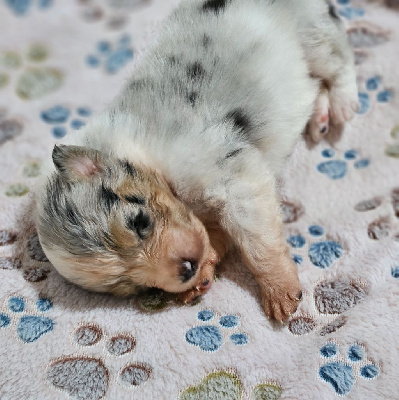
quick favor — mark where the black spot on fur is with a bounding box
[128,79,147,91]
[202,34,211,48]
[125,195,146,205]
[126,210,152,240]
[64,200,81,226]
[100,184,120,212]
[328,4,340,19]
[225,109,251,135]
[119,160,136,177]
[188,91,198,107]
[225,148,243,159]
[187,62,205,80]
[202,0,230,14]
[168,56,179,65]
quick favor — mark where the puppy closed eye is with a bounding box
[179,260,198,283]
[126,209,153,239]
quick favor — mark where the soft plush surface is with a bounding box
[0,1,398,399]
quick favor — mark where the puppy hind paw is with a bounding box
[308,89,330,143]
[329,85,359,124]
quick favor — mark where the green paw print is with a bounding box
[386,125,399,159]
[1,112,42,196]
[0,44,63,100]
[137,288,175,312]
[180,371,282,400]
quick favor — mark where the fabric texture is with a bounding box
[0,0,398,399]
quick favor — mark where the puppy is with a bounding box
[35,0,358,322]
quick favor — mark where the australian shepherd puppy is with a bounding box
[35,0,358,321]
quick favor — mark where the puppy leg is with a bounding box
[308,85,330,143]
[297,2,358,126]
[219,167,302,322]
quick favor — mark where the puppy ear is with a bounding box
[52,145,103,182]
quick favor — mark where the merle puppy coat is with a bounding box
[35,0,358,321]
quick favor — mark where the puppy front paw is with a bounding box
[177,287,202,305]
[176,263,215,305]
[258,262,302,322]
[261,282,302,322]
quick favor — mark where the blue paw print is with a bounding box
[86,34,133,74]
[319,342,379,395]
[391,266,399,278]
[4,0,52,16]
[185,310,249,352]
[317,148,370,180]
[41,105,92,138]
[0,296,54,343]
[357,76,392,115]
[287,225,344,269]
[332,0,365,20]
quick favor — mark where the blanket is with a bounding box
[0,0,398,399]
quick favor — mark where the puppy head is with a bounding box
[36,145,218,296]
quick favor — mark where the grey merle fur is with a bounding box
[126,210,152,240]
[202,0,231,14]
[225,109,252,135]
[187,62,206,80]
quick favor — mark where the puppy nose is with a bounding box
[179,259,198,283]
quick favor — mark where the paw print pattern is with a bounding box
[314,280,367,315]
[317,148,370,180]
[1,111,42,196]
[289,315,349,337]
[348,21,390,50]
[86,34,134,74]
[137,288,175,312]
[3,0,53,16]
[288,279,366,336]
[78,0,149,31]
[22,159,41,178]
[185,310,249,352]
[319,342,380,395]
[40,105,92,138]
[281,199,305,224]
[0,296,54,343]
[47,324,151,399]
[347,21,390,66]
[332,0,365,20]
[0,229,20,270]
[357,76,393,115]
[287,225,344,269]
[0,107,23,145]
[386,125,399,158]
[354,188,399,241]
[391,266,399,278]
[18,231,53,282]
[0,43,63,99]
[4,183,30,197]
[180,371,283,400]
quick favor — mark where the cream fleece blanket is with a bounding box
[0,0,398,399]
